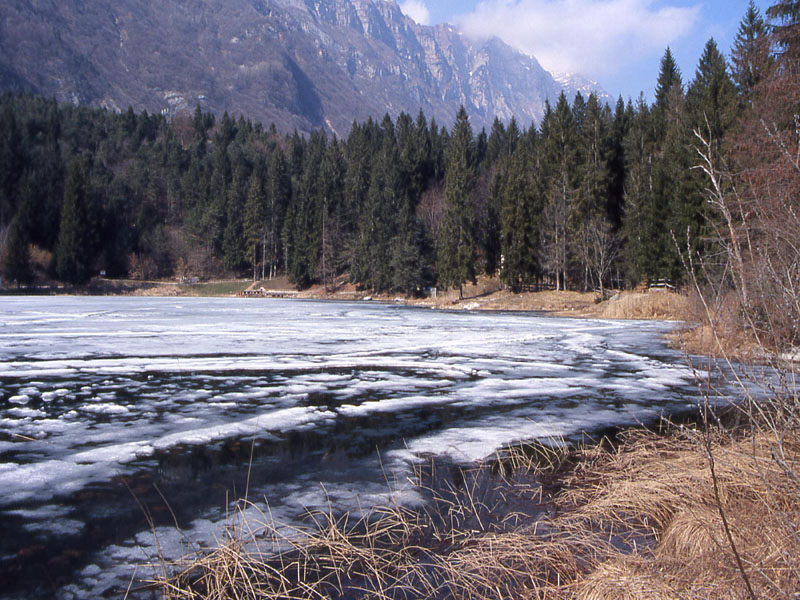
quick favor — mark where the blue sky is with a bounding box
[397,0,773,101]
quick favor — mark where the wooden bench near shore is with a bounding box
[238,288,299,298]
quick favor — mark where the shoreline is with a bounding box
[0,275,692,320]
[158,416,798,600]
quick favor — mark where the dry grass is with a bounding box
[667,323,764,362]
[153,425,800,600]
[412,284,691,321]
[597,290,689,321]
[558,429,800,599]
[663,288,766,361]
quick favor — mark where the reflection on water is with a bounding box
[0,297,708,598]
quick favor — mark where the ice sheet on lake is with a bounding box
[0,297,698,504]
[0,296,713,599]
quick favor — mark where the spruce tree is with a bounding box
[353,119,398,291]
[390,201,429,295]
[607,96,630,229]
[437,106,477,297]
[573,94,612,291]
[486,118,506,165]
[499,145,540,291]
[628,48,686,286]
[411,110,433,193]
[731,1,772,99]
[540,93,577,290]
[687,39,738,145]
[621,95,654,286]
[285,131,327,287]
[681,39,738,279]
[56,160,93,284]
[767,0,800,59]
[244,169,266,280]
[264,148,290,279]
[0,104,22,226]
[505,118,521,157]
[318,138,346,289]
[222,167,247,273]
[654,90,693,284]
[344,123,373,282]
[653,47,682,138]
[2,214,32,286]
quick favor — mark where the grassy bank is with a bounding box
[2,274,694,324]
[154,418,800,599]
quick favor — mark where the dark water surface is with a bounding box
[0,297,704,598]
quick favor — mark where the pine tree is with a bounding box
[767,0,800,59]
[264,148,290,279]
[731,1,773,99]
[627,48,687,286]
[56,160,93,284]
[2,214,32,286]
[499,144,541,291]
[679,39,739,282]
[486,118,506,165]
[621,96,654,286]
[318,138,346,289]
[437,106,477,297]
[687,39,738,145]
[244,168,267,280]
[222,167,247,273]
[352,119,398,291]
[540,94,577,290]
[0,104,22,228]
[653,47,682,139]
[572,93,612,291]
[607,96,630,229]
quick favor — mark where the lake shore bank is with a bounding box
[157,417,800,600]
[3,274,690,319]
[4,275,723,359]
[5,273,768,364]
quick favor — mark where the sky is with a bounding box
[397,0,774,101]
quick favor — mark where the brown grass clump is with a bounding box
[556,429,800,599]
[598,290,689,321]
[655,504,724,559]
[668,323,765,362]
[572,557,677,600]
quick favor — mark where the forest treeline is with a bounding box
[0,2,779,296]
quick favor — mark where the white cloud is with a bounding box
[455,0,700,76]
[399,0,431,25]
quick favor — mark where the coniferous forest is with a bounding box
[0,2,777,296]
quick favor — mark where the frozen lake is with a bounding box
[0,296,702,598]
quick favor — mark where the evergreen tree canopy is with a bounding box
[687,38,738,144]
[437,106,477,296]
[0,33,781,298]
[655,48,682,111]
[2,214,32,285]
[767,0,800,59]
[56,159,93,284]
[731,1,773,97]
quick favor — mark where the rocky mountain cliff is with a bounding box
[0,0,603,134]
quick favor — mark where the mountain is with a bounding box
[554,72,612,105]
[0,0,599,134]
